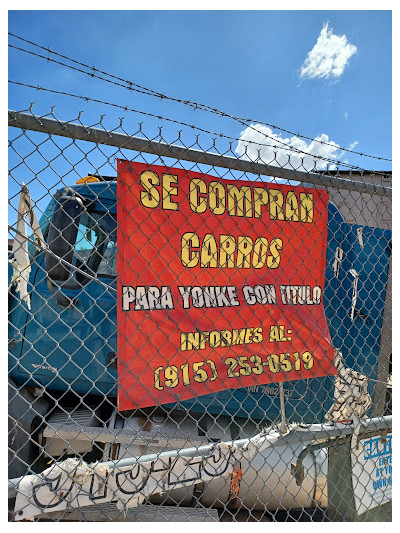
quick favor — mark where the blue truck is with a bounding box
[8,175,391,513]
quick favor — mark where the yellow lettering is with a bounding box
[232,329,246,345]
[252,237,269,268]
[164,366,179,388]
[269,189,285,220]
[181,232,199,267]
[187,332,200,350]
[219,235,236,268]
[200,234,219,268]
[189,178,207,213]
[154,366,164,390]
[285,191,299,221]
[253,327,263,342]
[209,330,221,348]
[209,181,226,215]
[244,328,253,343]
[236,236,253,268]
[222,330,232,345]
[267,237,283,268]
[269,326,281,342]
[253,187,269,218]
[300,193,314,223]
[162,174,178,211]
[140,170,160,208]
[227,185,252,217]
[180,334,187,351]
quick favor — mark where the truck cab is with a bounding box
[8,178,391,427]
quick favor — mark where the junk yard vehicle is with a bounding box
[8,163,391,521]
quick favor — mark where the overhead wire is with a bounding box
[8,33,391,166]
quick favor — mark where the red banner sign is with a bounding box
[117,160,336,410]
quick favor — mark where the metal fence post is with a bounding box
[372,255,392,417]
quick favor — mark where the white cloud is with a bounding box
[300,22,357,80]
[338,140,358,160]
[235,124,344,173]
[347,140,359,151]
[344,111,349,119]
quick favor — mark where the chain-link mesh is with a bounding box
[8,109,392,522]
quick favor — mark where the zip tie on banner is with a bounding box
[349,269,359,322]
[357,227,364,249]
[333,246,344,277]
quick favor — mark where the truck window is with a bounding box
[97,239,117,277]
[65,210,116,285]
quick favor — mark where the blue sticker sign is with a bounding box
[351,433,392,515]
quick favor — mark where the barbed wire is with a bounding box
[8,80,392,177]
[8,32,392,164]
[7,42,390,171]
[9,79,375,173]
[8,41,316,166]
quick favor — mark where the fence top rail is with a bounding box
[9,110,392,198]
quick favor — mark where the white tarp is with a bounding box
[351,432,392,515]
[14,429,279,521]
[325,350,371,422]
[11,184,45,309]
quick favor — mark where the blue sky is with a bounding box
[8,9,392,223]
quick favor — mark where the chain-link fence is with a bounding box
[8,109,392,522]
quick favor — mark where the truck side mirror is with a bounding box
[45,196,83,282]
